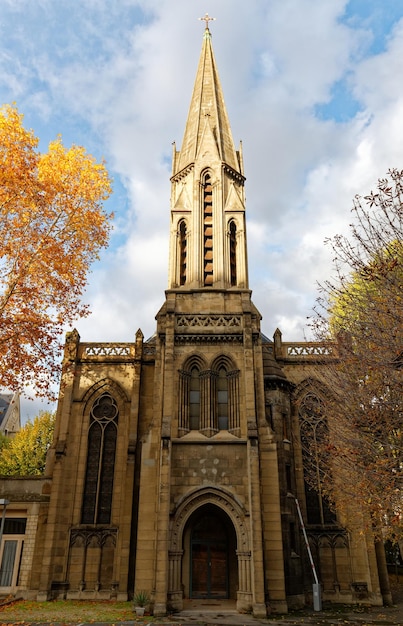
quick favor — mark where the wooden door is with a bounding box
[190,512,228,598]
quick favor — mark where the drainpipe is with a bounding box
[295,498,322,611]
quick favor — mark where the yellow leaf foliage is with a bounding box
[0,104,112,397]
[0,411,55,476]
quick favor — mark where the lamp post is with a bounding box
[0,499,10,556]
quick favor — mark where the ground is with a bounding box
[0,577,402,626]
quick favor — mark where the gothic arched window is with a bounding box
[217,367,229,430]
[81,394,118,525]
[189,367,201,430]
[229,220,237,286]
[179,220,187,286]
[179,356,240,437]
[299,392,336,525]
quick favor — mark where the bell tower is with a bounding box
[168,20,248,290]
[143,17,273,618]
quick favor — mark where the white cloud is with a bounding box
[1,0,403,413]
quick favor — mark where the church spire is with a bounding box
[174,16,241,175]
[168,19,248,291]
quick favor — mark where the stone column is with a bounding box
[168,550,184,611]
[228,370,240,435]
[236,550,253,611]
[247,438,268,618]
[153,438,172,616]
[178,371,190,435]
[200,370,217,437]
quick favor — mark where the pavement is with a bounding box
[163,603,403,625]
[158,584,403,625]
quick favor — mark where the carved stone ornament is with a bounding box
[84,344,131,357]
[175,334,243,344]
[176,314,242,328]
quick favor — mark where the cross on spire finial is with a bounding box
[198,13,216,30]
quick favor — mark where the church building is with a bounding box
[0,21,390,616]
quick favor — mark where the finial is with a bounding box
[198,13,216,30]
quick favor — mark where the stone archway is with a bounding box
[168,487,252,613]
[188,503,236,599]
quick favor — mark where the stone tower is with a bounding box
[137,21,280,617]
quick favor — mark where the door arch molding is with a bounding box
[170,486,249,551]
[168,487,252,612]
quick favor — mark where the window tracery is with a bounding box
[299,392,335,525]
[178,357,240,437]
[81,393,119,525]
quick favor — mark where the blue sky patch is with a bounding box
[342,0,403,56]
[315,77,362,123]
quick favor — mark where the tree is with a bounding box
[311,169,403,541]
[0,411,55,475]
[0,432,10,453]
[0,104,112,397]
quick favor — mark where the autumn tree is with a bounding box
[310,169,403,541]
[0,104,112,397]
[0,432,9,453]
[0,411,55,476]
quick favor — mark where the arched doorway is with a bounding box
[186,504,237,599]
[168,487,252,613]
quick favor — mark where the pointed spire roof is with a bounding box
[176,20,240,174]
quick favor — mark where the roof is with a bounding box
[0,391,21,434]
[175,25,240,174]
[262,343,287,381]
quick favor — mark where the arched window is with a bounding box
[229,220,237,287]
[203,173,213,286]
[179,220,187,285]
[189,367,201,430]
[81,394,118,524]
[179,358,240,437]
[217,367,228,430]
[299,393,335,525]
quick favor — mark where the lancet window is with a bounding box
[217,367,229,430]
[299,392,336,525]
[178,357,240,437]
[81,393,119,525]
[229,220,237,286]
[203,173,213,286]
[189,366,201,429]
[179,220,187,286]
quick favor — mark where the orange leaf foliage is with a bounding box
[0,104,112,397]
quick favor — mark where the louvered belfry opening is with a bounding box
[203,173,213,285]
[229,220,237,286]
[179,220,187,285]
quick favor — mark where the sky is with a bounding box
[1,0,403,420]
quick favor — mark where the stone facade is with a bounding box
[0,24,391,614]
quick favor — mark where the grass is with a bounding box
[0,599,140,623]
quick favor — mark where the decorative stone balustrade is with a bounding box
[285,343,334,358]
[77,339,335,361]
[271,328,336,362]
[80,343,134,359]
[176,314,242,328]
